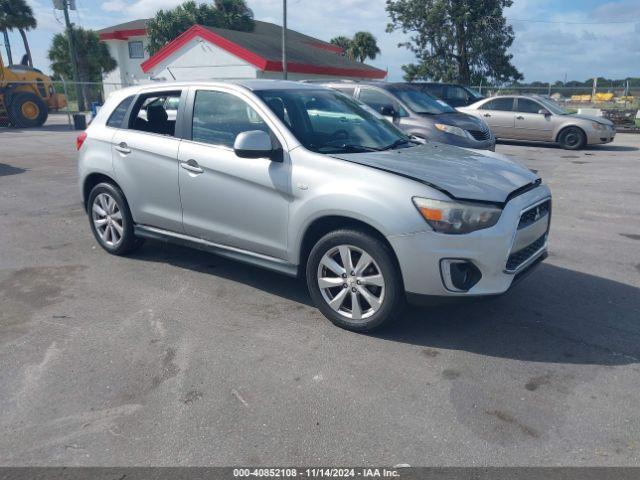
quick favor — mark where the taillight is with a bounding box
[76,132,87,150]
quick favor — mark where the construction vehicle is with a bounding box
[0,53,67,128]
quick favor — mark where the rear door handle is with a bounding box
[180,159,204,174]
[114,142,131,154]
[483,113,491,117]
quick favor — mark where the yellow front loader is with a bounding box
[0,54,67,128]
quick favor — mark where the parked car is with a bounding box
[321,81,495,150]
[460,95,616,150]
[77,81,551,332]
[414,82,485,108]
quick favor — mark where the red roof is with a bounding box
[137,23,386,79]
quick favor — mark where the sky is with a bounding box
[2,0,639,84]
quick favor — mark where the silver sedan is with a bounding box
[460,95,615,149]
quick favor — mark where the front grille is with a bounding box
[518,199,551,230]
[468,129,491,141]
[506,234,546,271]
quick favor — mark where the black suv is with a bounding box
[415,83,485,108]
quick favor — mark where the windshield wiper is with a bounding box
[327,143,383,153]
[380,138,417,150]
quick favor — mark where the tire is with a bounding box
[558,126,586,150]
[87,182,143,256]
[8,92,48,128]
[306,229,405,332]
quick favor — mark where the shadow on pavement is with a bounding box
[0,163,27,177]
[131,241,640,367]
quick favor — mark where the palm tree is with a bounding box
[0,8,13,65]
[330,36,353,58]
[349,31,380,63]
[0,0,37,67]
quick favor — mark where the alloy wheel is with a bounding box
[316,244,386,322]
[92,192,124,247]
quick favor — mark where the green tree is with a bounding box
[329,32,380,63]
[147,0,254,55]
[386,0,522,85]
[329,35,352,56]
[0,0,36,67]
[48,28,116,107]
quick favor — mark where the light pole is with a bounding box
[282,0,287,80]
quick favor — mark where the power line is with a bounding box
[507,18,639,25]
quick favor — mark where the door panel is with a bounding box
[178,89,291,259]
[478,98,515,138]
[514,98,555,141]
[112,130,182,232]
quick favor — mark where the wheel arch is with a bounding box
[555,124,586,143]
[296,215,402,279]
[82,173,124,213]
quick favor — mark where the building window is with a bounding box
[128,41,144,59]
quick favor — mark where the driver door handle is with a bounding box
[180,159,204,174]
[114,142,131,154]
[516,115,525,120]
[483,113,491,117]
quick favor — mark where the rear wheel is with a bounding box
[306,229,404,332]
[558,126,586,150]
[88,182,143,255]
[8,92,48,128]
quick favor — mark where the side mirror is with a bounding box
[538,108,551,116]
[234,130,279,160]
[379,105,398,119]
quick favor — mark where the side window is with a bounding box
[128,91,181,136]
[480,98,514,111]
[358,88,407,116]
[445,86,468,101]
[424,84,444,98]
[192,90,269,148]
[106,95,135,128]
[517,98,543,114]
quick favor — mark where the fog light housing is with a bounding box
[440,259,482,292]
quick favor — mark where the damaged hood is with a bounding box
[330,142,540,204]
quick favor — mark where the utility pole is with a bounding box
[62,0,85,111]
[282,0,287,80]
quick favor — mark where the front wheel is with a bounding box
[306,229,405,332]
[558,126,586,150]
[9,92,48,128]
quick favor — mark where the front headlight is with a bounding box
[412,197,502,234]
[591,122,606,131]
[434,123,470,139]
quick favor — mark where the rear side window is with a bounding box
[128,90,181,137]
[106,95,134,128]
[481,98,514,111]
[192,90,269,148]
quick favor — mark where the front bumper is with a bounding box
[388,185,551,298]
[587,125,616,144]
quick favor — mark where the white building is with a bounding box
[98,19,386,97]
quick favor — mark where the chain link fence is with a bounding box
[1,79,639,130]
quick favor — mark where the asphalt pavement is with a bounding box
[1,118,639,465]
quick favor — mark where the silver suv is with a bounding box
[78,80,551,331]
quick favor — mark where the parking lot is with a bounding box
[1,115,639,466]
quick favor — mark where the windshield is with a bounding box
[255,88,412,154]
[387,86,456,114]
[535,96,569,115]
